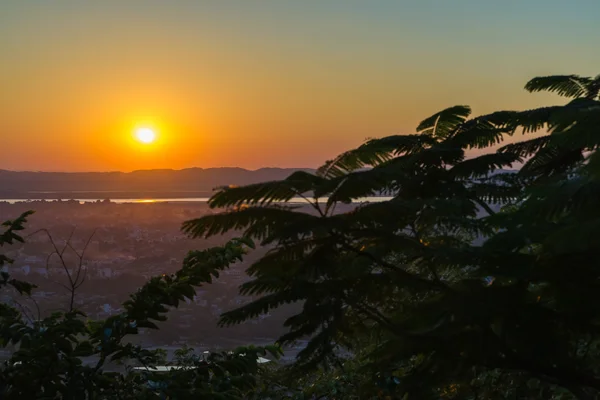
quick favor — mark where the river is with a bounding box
[0,196,392,204]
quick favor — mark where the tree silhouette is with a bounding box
[2,72,600,399]
[183,73,600,398]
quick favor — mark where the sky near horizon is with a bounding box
[1,1,599,172]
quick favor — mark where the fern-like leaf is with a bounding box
[449,153,521,179]
[498,136,551,158]
[520,146,584,177]
[208,170,326,208]
[417,105,471,139]
[448,115,513,149]
[182,206,314,241]
[525,75,593,98]
[317,134,436,178]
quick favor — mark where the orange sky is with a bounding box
[1,1,599,172]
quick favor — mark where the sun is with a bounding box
[135,127,156,144]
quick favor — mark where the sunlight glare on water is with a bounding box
[1,197,393,204]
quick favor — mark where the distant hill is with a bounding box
[0,168,315,199]
[0,167,518,200]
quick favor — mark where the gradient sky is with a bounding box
[1,1,599,172]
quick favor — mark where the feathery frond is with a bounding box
[498,136,551,158]
[182,206,315,241]
[317,134,436,178]
[417,105,471,138]
[449,153,521,179]
[448,115,513,149]
[208,170,325,208]
[520,146,584,177]
[525,75,594,99]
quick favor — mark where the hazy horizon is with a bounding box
[0,165,317,174]
[2,1,599,172]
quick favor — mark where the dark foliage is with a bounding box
[183,73,600,399]
[0,214,281,399]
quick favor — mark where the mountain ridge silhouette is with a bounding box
[0,167,315,199]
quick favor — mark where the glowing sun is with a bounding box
[135,127,156,144]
